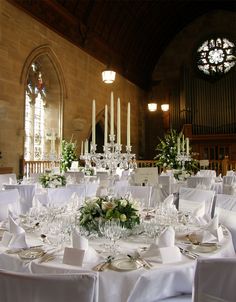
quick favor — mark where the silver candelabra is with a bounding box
[80,134,136,175]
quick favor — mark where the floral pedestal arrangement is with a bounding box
[79,196,140,234]
[173,169,191,181]
[39,173,66,188]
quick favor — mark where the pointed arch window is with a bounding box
[24,62,46,160]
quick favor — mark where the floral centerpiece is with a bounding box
[155,129,198,179]
[60,139,77,172]
[79,196,140,233]
[79,166,95,176]
[39,173,66,188]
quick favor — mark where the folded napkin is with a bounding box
[163,194,174,208]
[189,203,208,225]
[72,229,100,264]
[1,213,28,249]
[63,247,85,267]
[158,226,175,248]
[9,177,16,185]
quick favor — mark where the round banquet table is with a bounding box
[0,226,235,302]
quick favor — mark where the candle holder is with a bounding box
[176,152,192,169]
[80,134,136,175]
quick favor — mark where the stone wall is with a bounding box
[0,0,145,175]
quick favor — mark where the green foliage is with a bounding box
[155,129,198,174]
[79,196,140,233]
[39,173,66,188]
[60,139,77,172]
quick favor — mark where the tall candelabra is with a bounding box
[80,134,136,175]
[176,152,191,169]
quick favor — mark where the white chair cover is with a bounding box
[179,187,215,216]
[47,187,76,206]
[127,263,193,302]
[133,167,158,186]
[193,258,236,302]
[0,269,98,302]
[0,173,17,190]
[198,170,216,177]
[113,185,153,208]
[215,193,236,250]
[65,171,85,184]
[4,184,35,214]
[187,176,214,190]
[226,170,236,176]
[223,176,236,195]
[0,189,20,220]
[158,175,172,197]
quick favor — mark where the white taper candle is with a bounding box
[85,139,88,154]
[81,141,83,156]
[110,92,114,136]
[117,98,121,145]
[182,134,185,152]
[104,105,108,145]
[186,138,189,155]
[127,102,131,147]
[92,99,96,145]
[177,137,180,155]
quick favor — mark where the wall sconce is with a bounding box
[148,103,157,112]
[102,68,116,84]
[161,104,169,112]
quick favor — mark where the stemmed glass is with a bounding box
[103,220,123,254]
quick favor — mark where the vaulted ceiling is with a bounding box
[9,0,236,89]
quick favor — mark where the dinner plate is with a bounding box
[18,248,45,260]
[110,258,142,272]
[189,244,218,253]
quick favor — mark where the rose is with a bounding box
[120,214,127,222]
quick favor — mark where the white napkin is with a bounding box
[9,177,16,184]
[142,243,160,262]
[72,229,100,264]
[6,214,28,249]
[63,247,84,267]
[163,194,174,207]
[158,226,175,248]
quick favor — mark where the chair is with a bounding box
[127,264,193,302]
[215,193,236,250]
[4,184,35,214]
[0,173,17,190]
[222,176,236,195]
[158,175,172,197]
[179,187,215,217]
[0,269,98,302]
[0,189,20,220]
[193,258,236,302]
[187,176,214,190]
[198,169,216,177]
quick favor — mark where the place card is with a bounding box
[159,246,182,264]
[63,247,85,267]
[1,231,13,247]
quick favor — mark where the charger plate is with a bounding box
[18,248,45,260]
[189,243,218,253]
[110,258,142,272]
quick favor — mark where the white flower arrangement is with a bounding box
[79,196,141,233]
[39,173,66,188]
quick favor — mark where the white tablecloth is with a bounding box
[0,227,235,302]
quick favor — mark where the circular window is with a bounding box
[197,37,236,76]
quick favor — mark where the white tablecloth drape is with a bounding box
[0,227,235,302]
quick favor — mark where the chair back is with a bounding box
[0,269,98,302]
[0,173,17,190]
[179,187,215,216]
[0,189,20,220]
[193,258,236,302]
[215,193,236,250]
